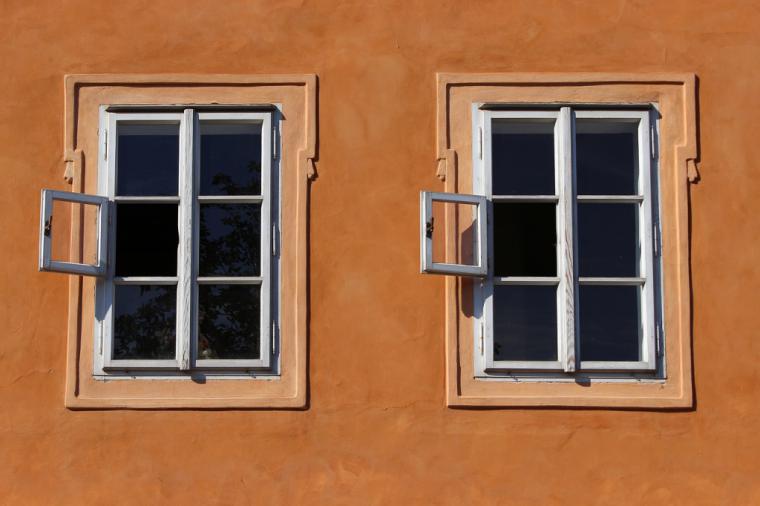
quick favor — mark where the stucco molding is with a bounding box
[61,74,317,409]
[436,72,698,408]
[436,72,699,183]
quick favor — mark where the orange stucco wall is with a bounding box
[1,1,759,504]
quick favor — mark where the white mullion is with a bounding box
[114,276,178,285]
[492,195,559,203]
[197,277,263,285]
[176,109,194,371]
[638,112,656,369]
[558,107,576,372]
[197,195,263,204]
[259,113,273,367]
[100,111,119,371]
[578,277,646,286]
[576,195,643,203]
[114,196,180,203]
[494,277,559,285]
[481,110,496,371]
[190,110,201,370]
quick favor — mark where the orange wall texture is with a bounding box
[1,1,760,504]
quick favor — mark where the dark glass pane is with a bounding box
[200,122,262,195]
[493,285,557,361]
[199,204,261,276]
[492,120,555,195]
[578,203,639,277]
[576,121,638,195]
[117,123,179,196]
[198,284,261,360]
[493,203,556,277]
[113,285,176,360]
[115,204,178,277]
[579,285,641,362]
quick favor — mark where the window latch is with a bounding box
[43,216,53,237]
[425,217,434,238]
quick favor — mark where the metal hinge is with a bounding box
[478,127,483,160]
[653,223,660,257]
[271,321,278,355]
[103,130,108,161]
[272,126,278,160]
[272,221,279,257]
[479,322,484,356]
[655,325,662,357]
[99,319,104,355]
[650,123,657,161]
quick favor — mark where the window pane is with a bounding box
[493,202,556,277]
[578,203,639,277]
[579,285,641,362]
[198,284,261,360]
[576,120,638,195]
[117,123,179,196]
[199,204,261,276]
[200,122,262,195]
[493,285,557,361]
[113,285,176,360]
[115,204,178,277]
[491,120,555,195]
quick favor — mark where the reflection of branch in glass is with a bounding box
[114,286,176,360]
[209,160,262,195]
[198,285,260,359]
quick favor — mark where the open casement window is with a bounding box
[39,190,109,276]
[43,106,279,376]
[472,107,660,377]
[420,191,487,276]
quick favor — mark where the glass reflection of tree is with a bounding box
[198,159,262,360]
[114,286,176,359]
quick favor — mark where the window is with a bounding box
[474,107,660,377]
[42,108,279,376]
[432,73,696,408]
[41,74,314,408]
[91,109,277,375]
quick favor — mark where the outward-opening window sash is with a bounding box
[474,106,658,376]
[94,108,275,374]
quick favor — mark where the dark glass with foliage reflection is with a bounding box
[113,285,176,360]
[200,122,262,196]
[199,204,261,277]
[198,285,260,360]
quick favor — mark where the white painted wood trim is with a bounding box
[39,189,109,276]
[557,107,576,372]
[176,109,194,370]
[420,191,488,277]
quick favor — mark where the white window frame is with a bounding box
[473,106,659,377]
[420,191,487,277]
[39,189,109,276]
[92,107,278,375]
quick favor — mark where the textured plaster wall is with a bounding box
[1,0,759,504]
